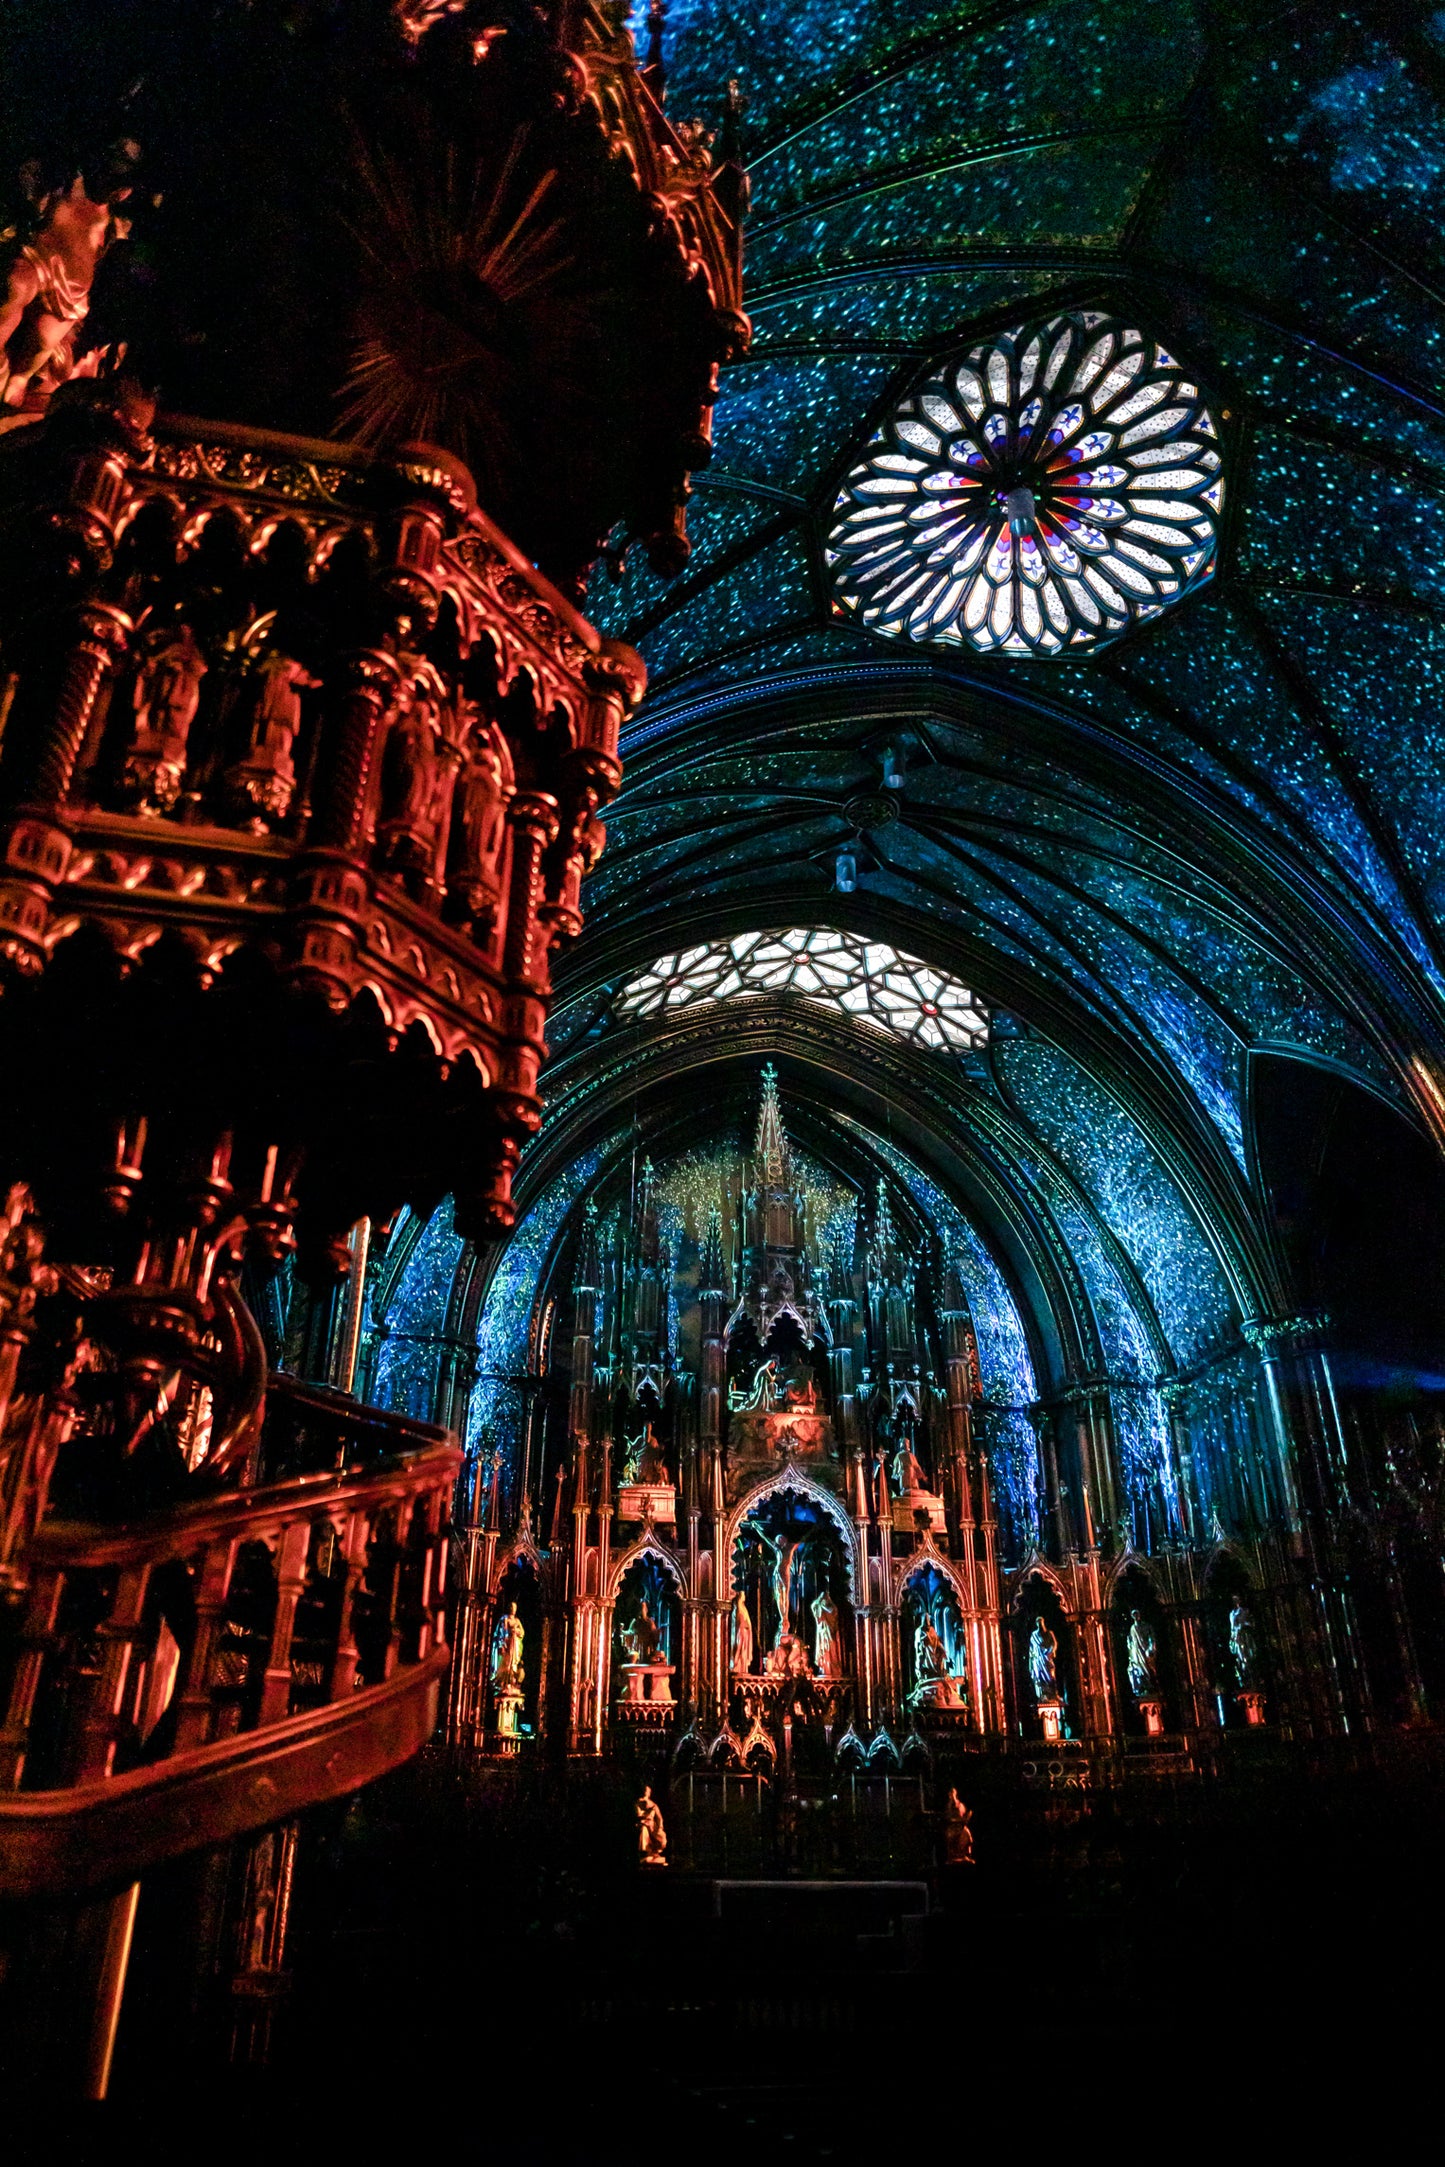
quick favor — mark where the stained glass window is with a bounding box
[826,310,1224,658]
[616,929,989,1052]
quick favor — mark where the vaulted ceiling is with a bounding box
[522,0,1445,1384]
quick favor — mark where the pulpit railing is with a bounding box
[0,1413,459,1900]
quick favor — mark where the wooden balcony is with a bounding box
[0,1395,459,1902]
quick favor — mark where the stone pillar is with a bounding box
[310,649,402,855]
[1245,1314,1366,1732]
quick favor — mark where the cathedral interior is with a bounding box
[1,0,1444,2148]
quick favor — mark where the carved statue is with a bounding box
[635,1785,667,1866]
[1126,1609,1159,1699]
[0,160,138,417]
[1229,1599,1259,1688]
[731,1588,754,1676]
[636,1425,667,1486]
[892,1436,930,1493]
[379,672,461,877]
[915,1613,952,1684]
[1027,1616,1060,1703]
[757,1528,798,1649]
[729,1357,779,1415]
[811,1587,844,1679]
[491,1599,525,1692]
[621,1599,663,1666]
[447,724,510,926]
[122,625,209,814]
[780,1362,818,1410]
[764,1633,811,1679]
[943,1787,975,1867]
[225,648,322,829]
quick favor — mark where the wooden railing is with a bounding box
[0,1409,459,1901]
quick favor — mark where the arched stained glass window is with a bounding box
[616,928,989,1052]
[827,311,1224,658]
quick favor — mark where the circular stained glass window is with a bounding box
[826,311,1225,658]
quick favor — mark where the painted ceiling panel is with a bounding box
[750,0,1201,221]
[624,627,885,718]
[996,1039,1236,1359]
[663,0,1007,137]
[637,530,816,683]
[586,483,795,645]
[747,141,1160,283]
[1239,430,1445,612]
[1136,143,1445,395]
[748,267,1072,349]
[1230,13,1445,254]
[706,353,902,491]
[1261,599,1445,923]
[1212,328,1445,484]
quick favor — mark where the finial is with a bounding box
[643,0,667,100]
[700,1202,730,1299]
[754,1063,791,1186]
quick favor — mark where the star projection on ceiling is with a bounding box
[615,928,989,1052]
[826,310,1225,658]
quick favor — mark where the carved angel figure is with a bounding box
[225,649,322,829]
[636,1785,667,1866]
[122,624,208,814]
[943,1787,975,1867]
[892,1435,930,1493]
[621,1600,663,1666]
[0,160,137,417]
[635,1425,667,1486]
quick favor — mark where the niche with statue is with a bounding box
[1112,1564,1171,1736]
[1202,1553,1268,1727]
[1012,1573,1076,1742]
[489,1556,543,1751]
[728,1489,850,1689]
[614,1551,681,1713]
[901,1563,968,1711]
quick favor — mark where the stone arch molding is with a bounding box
[894,1538,969,1611]
[607,1534,689,1604]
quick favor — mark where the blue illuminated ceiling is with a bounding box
[570,4,1445,1152]
[525,2,1445,1409]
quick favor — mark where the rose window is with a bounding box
[826,311,1224,657]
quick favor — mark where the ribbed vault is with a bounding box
[365,0,1445,1595]
[575,0,1445,1180]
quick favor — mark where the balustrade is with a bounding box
[0,1399,458,1901]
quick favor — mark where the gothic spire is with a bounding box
[754,1063,791,1187]
[573,1195,601,1293]
[870,1177,901,1283]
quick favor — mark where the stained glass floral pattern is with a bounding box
[616,928,989,1052]
[827,310,1224,657]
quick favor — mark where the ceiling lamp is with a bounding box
[826,310,1224,658]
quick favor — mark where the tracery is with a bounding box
[616,927,990,1051]
[827,311,1224,656]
